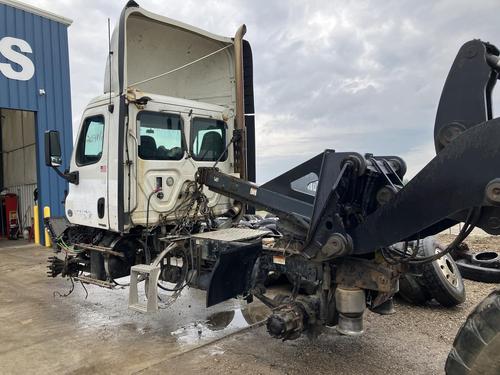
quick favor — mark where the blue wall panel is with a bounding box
[0,3,72,244]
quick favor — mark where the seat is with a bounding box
[139,135,157,159]
[198,131,224,161]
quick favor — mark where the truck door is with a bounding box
[65,109,109,229]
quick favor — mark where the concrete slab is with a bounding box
[0,245,268,374]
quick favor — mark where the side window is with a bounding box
[76,115,105,166]
[191,118,227,162]
[138,112,184,160]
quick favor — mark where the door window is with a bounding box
[138,112,184,160]
[191,118,227,161]
[76,115,105,166]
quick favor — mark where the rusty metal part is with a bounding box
[266,303,305,340]
[372,291,396,309]
[74,275,115,289]
[74,243,125,258]
[266,296,318,341]
[321,233,351,258]
[370,297,396,315]
[334,257,400,294]
[226,202,242,218]
[234,24,247,180]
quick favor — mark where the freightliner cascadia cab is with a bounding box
[56,1,254,233]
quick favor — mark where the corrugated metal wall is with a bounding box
[0,2,72,244]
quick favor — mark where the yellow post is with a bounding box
[44,206,51,247]
[33,205,40,245]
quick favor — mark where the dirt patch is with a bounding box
[438,233,500,252]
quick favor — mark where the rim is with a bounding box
[474,251,499,261]
[435,248,458,287]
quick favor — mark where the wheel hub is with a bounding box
[435,248,458,287]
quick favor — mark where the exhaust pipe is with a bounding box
[234,24,247,181]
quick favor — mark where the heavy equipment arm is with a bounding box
[192,39,500,339]
[198,39,500,259]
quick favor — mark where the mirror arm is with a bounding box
[65,170,79,185]
[51,166,79,185]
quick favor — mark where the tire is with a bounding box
[471,251,500,266]
[398,274,431,305]
[445,289,500,375]
[420,237,466,307]
[456,259,500,284]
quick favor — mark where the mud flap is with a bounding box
[206,241,262,307]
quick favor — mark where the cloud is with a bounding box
[19,0,500,183]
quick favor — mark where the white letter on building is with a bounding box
[0,37,35,81]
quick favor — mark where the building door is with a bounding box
[0,109,37,240]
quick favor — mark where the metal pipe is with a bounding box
[234,24,247,180]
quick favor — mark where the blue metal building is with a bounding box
[0,0,72,244]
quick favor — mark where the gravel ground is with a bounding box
[140,234,499,375]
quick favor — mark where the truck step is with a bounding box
[128,264,161,313]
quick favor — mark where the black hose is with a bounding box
[157,246,190,292]
[138,238,151,264]
[382,207,481,265]
[145,189,159,233]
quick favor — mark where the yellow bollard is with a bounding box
[44,206,51,247]
[33,205,40,245]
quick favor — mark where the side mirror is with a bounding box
[45,130,62,167]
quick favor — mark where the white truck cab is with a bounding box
[66,93,235,231]
[44,0,258,308]
[48,1,253,234]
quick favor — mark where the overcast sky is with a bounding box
[20,0,500,182]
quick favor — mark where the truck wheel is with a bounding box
[420,237,466,307]
[398,274,430,305]
[445,289,500,375]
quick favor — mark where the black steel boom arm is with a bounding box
[435,39,500,152]
[198,39,500,259]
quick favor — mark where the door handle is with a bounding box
[97,197,105,219]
